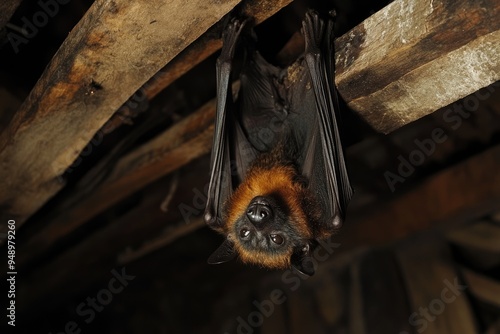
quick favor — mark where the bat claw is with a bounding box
[302,10,326,55]
[220,17,249,64]
[204,210,216,225]
[331,216,343,229]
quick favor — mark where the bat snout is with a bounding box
[246,197,274,225]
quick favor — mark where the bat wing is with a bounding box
[300,11,353,232]
[205,12,353,267]
[205,17,289,231]
[204,19,254,232]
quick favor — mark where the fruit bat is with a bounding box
[204,10,353,276]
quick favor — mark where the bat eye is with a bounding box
[240,228,251,239]
[270,234,284,245]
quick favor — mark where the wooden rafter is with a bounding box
[335,0,500,133]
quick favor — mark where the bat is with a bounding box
[204,10,353,276]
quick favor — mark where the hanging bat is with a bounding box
[204,10,353,276]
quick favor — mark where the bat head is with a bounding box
[208,161,321,276]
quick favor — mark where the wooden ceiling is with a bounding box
[0,0,499,331]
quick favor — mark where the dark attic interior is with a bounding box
[1,0,500,333]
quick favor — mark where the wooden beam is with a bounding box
[0,0,241,225]
[18,97,216,267]
[0,0,22,29]
[335,0,500,133]
[338,145,500,249]
[105,0,292,131]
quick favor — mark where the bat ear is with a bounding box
[207,238,237,264]
[291,244,315,276]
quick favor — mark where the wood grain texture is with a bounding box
[93,0,293,139]
[335,0,500,133]
[338,144,500,249]
[18,99,216,266]
[0,0,240,224]
[0,0,22,29]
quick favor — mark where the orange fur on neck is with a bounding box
[235,243,293,268]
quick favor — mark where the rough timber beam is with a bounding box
[335,0,500,133]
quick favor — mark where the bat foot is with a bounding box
[219,18,248,64]
[301,9,335,57]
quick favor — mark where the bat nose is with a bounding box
[246,203,273,225]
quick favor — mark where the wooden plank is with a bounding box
[335,0,500,133]
[461,268,500,309]
[446,221,500,270]
[104,0,292,131]
[17,99,216,266]
[0,0,241,225]
[130,0,292,104]
[0,0,22,29]
[395,236,477,334]
[338,145,500,250]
